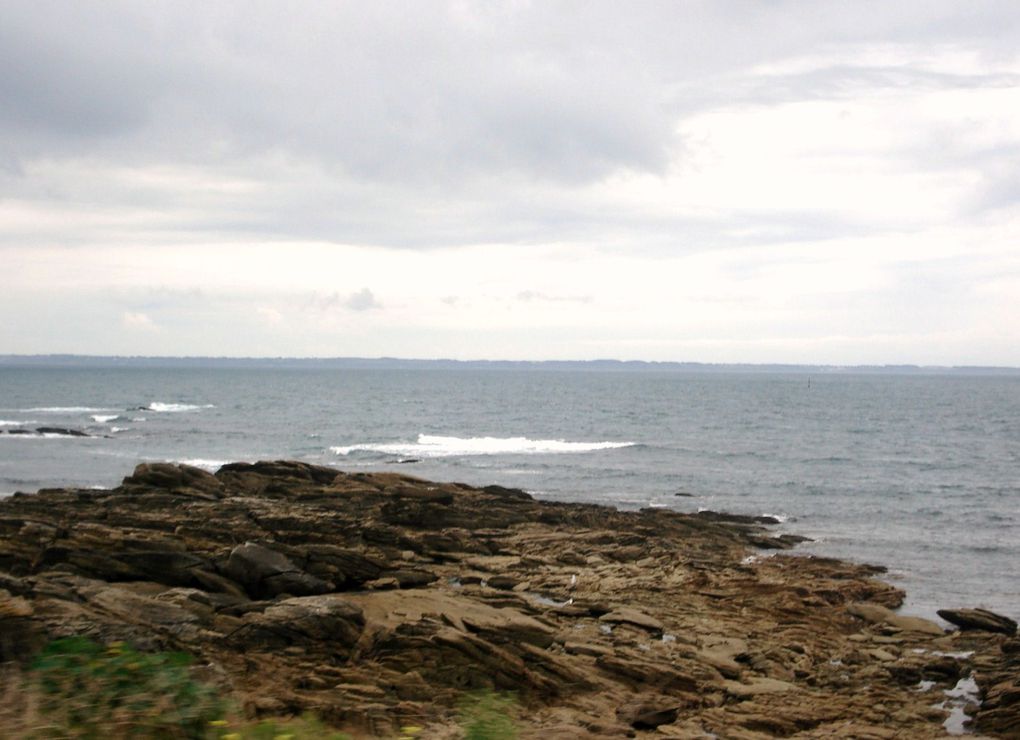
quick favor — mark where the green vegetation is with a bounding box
[457,690,519,740]
[1,637,353,739]
[0,637,520,739]
[28,636,223,737]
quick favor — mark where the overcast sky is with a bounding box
[3,1,1019,364]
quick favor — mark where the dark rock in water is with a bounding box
[695,510,781,525]
[4,429,33,435]
[482,484,533,501]
[674,491,694,497]
[937,608,1018,635]
[35,427,89,437]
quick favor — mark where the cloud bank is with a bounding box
[2,1,1019,363]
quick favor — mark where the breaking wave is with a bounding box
[145,402,215,413]
[173,458,231,471]
[331,434,635,458]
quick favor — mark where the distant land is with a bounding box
[1,354,1018,375]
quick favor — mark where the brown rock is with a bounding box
[231,594,364,651]
[223,542,333,599]
[937,607,1018,635]
[599,607,663,633]
[617,700,681,729]
[2,461,1015,738]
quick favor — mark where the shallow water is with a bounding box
[1,365,1017,621]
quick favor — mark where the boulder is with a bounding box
[223,542,333,599]
[122,462,223,496]
[937,608,1018,635]
[232,594,364,651]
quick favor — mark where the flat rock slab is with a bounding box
[848,602,945,636]
[723,677,799,697]
[938,608,1018,635]
[598,607,663,632]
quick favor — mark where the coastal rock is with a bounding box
[231,595,364,651]
[723,676,799,697]
[616,700,681,729]
[35,427,89,437]
[598,607,663,633]
[0,461,1016,738]
[938,608,1018,635]
[122,462,223,497]
[223,542,333,599]
[847,602,945,636]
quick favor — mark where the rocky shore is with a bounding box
[1,460,1017,738]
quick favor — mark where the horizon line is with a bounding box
[1,353,1019,372]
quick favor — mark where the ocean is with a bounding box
[1,364,1017,623]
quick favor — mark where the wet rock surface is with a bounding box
[0,460,1017,737]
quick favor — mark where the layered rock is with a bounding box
[0,460,1016,737]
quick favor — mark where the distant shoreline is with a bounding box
[2,354,1019,375]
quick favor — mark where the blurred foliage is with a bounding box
[457,690,519,740]
[2,636,520,738]
[29,636,222,737]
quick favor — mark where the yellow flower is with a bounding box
[222,734,242,740]
[208,719,229,727]
[401,726,423,736]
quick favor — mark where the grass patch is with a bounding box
[0,637,353,739]
[457,690,519,740]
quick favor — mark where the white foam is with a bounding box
[2,432,82,440]
[331,434,634,458]
[942,674,981,735]
[146,402,215,413]
[91,414,119,423]
[0,420,36,426]
[110,427,129,434]
[174,459,230,471]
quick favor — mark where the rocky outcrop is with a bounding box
[938,608,1018,636]
[0,427,91,437]
[0,460,1017,737]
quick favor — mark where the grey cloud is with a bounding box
[5,2,1016,174]
[303,290,381,313]
[345,289,381,312]
[0,1,1018,252]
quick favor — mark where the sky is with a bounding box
[3,1,1020,364]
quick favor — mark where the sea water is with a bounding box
[1,365,1017,622]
